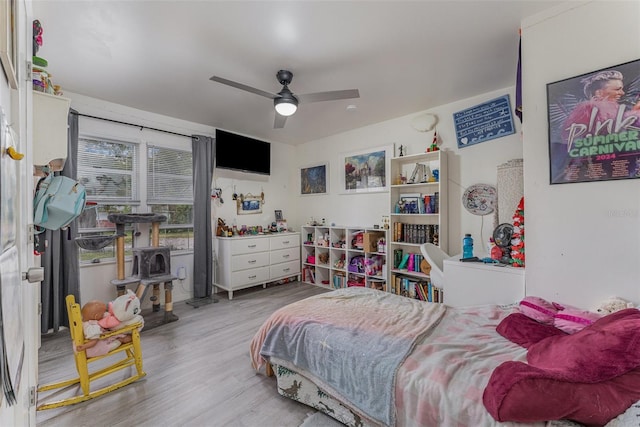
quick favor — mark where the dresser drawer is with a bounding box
[231,238,270,255]
[231,251,270,271]
[270,247,300,265]
[231,266,270,287]
[270,234,299,250]
[270,260,300,279]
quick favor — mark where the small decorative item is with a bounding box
[274,210,283,221]
[398,145,405,157]
[510,197,525,267]
[33,19,43,55]
[426,128,440,152]
[462,184,497,216]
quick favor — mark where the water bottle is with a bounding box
[462,234,474,259]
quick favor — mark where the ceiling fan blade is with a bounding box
[209,76,277,99]
[274,113,287,129]
[297,89,360,104]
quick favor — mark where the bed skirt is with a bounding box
[272,361,378,427]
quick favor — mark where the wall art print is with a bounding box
[547,58,640,184]
[340,145,392,194]
[300,163,328,195]
[453,95,515,148]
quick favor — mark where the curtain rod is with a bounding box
[76,112,192,139]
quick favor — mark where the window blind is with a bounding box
[147,145,193,203]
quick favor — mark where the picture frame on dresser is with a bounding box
[340,145,392,194]
[0,0,17,89]
[300,162,329,195]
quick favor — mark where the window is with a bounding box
[147,145,193,251]
[76,136,193,263]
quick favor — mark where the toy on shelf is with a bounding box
[426,128,440,152]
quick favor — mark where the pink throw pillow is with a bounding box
[553,305,602,334]
[518,297,557,325]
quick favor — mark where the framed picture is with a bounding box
[274,210,283,221]
[0,0,17,89]
[340,145,392,194]
[300,162,328,195]
[547,58,640,184]
[237,194,263,215]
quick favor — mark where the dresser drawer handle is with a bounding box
[283,268,290,272]
[248,260,257,264]
[282,240,290,245]
[248,244,257,248]
[283,254,290,258]
[248,275,257,279]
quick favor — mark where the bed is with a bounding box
[250,287,640,427]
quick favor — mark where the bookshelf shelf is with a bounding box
[389,151,448,302]
[301,225,387,291]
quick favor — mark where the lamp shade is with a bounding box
[274,87,298,116]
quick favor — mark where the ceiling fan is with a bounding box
[209,70,360,129]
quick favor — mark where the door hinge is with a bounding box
[27,224,34,244]
[26,61,32,81]
[29,386,35,407]
[38,302,42,316]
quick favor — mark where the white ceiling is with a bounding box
[31,1,562,145]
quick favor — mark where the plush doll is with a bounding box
[596,297,635,315]
[76,300,131,357]
[98,290,145,331]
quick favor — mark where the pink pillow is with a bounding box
[527,308,640,383]
[552,305,602,334]
[518,296,557,325]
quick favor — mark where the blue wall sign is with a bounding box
[453,95,516,149]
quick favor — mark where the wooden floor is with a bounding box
[36,282,330,427]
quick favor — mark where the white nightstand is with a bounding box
[442,257,525,307]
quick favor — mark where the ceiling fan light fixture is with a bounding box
[274,98,298,116]
[274,87,298,116]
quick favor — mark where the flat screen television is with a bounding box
[215,129,271,175]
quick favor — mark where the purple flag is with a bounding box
[515,35,522,123]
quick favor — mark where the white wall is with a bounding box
[294,87,524,256]
[521,1,640,309]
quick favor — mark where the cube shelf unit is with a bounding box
[301,225,387,291]
[388,151,448,300]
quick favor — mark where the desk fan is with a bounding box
[493,223,514,264]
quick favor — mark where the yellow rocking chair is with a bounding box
[37,294,146,410]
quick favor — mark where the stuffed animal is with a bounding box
[98,290,144,331]
[595,296,634,315]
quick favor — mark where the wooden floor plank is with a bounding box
[36,282,329,427]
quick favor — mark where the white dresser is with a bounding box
[214,232,300,299]
[442,258,525,307]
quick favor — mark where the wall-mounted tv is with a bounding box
[215,129,271,175]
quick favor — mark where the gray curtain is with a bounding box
[40,109,81,333]
[191,135,214,298]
